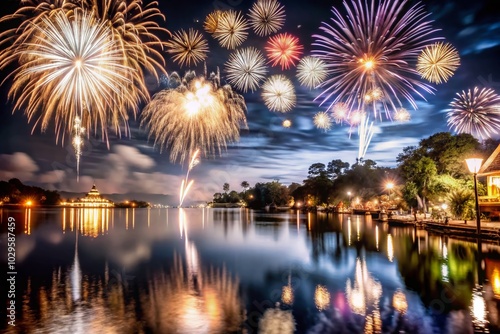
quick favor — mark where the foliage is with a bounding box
[447,188,474,220]
[0,178,61,205]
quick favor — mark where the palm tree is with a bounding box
[447,188,474,222]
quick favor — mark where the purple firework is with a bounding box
[312,0,442,120]
[447,87,500,140]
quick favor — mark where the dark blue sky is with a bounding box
[1,0,500,204]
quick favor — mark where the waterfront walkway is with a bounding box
[387,214,500,242]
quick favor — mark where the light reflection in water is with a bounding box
[471,285,489,332]
[24,207,31,234]
[387,234,394,262]
[315,284,330,311]
[281,273,294,305]
[393,290,408,314]
[345,258,382,316]
[142,208,244,333]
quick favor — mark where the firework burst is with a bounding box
[6,9,135,143]
[313,111,332,131]
[265,33,303,70]
[204,10,226,34]
[332,102,349,123]
[312,0,441,119]
[248,0,286,37]
[141,71,248,164]
[261,75,296,112]
[225,47,267,93]
[417,42,460,84]
[447,87,500,139]
[296,56,328,89]
[393,108,411,122]
[166,28,208,67]
[83,0,169,90]
[282,119,292,128]
[213,10,249,49]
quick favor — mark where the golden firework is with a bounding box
[248,0,286,37]
[417,42,460,84]
[213,10,249,49]
[313,111,332,131]
[296,56,328,89]
[204,10,226,34]
[7,9,135,143]
[141,71,248,164]
[393,108,411,122]
[282,119,292,128]
[166,28,208,67]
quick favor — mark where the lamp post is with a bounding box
[466,158,483,236]
[347,191,352,208]
[386,182,394,207]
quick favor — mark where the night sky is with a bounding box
[1,0,500,204]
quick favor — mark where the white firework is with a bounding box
[296,56,328,88]
[225,47,267,92]
[313,111,332,131]
[261,75,296,112]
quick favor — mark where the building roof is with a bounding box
[479,144,500,176]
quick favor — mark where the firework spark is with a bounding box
[261,75,296,112]
[83,0,169,92]
[166,28,208,67]
[204,10,225,34]
[393,108,411,122]
[348,110,366,127]
[358,114,374,160]
[332,102,349,123]
[141,70,248,164]
[213,10,249,49]
[265,33,303,70]
[312,0,441,119]
[282,119,292,128]
[179,149,200,207]
[73,116,86,182]
[296,56,328,89]
[248,0,286,37]
[447,87,500,139]
[314,111,332,131]
[417,42,460,84]
[225,47,268,93]
[0,0,78,67]
[6,9,135,143]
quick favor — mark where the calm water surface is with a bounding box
[1,207,500,333]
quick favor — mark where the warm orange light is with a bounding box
[386,182,394,190]
[25,200,33,206]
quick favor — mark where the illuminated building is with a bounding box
[61,184,114,208]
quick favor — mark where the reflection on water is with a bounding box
[142,209,244,333]
[3,208,500,333]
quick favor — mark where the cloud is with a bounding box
[0,152,39,181]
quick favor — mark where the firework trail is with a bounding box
[179,149,200,207]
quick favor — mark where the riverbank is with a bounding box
[386,215,500,242]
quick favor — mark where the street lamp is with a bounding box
[386,182,394,206]
[466,158,483,236]
[347,191,352,206]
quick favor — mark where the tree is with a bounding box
[241,181,249,192]
[327,159,350,180]
[223,183,230,193]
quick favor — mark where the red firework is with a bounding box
[265,33,303,70]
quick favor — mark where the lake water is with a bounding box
[1,207,499,333]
